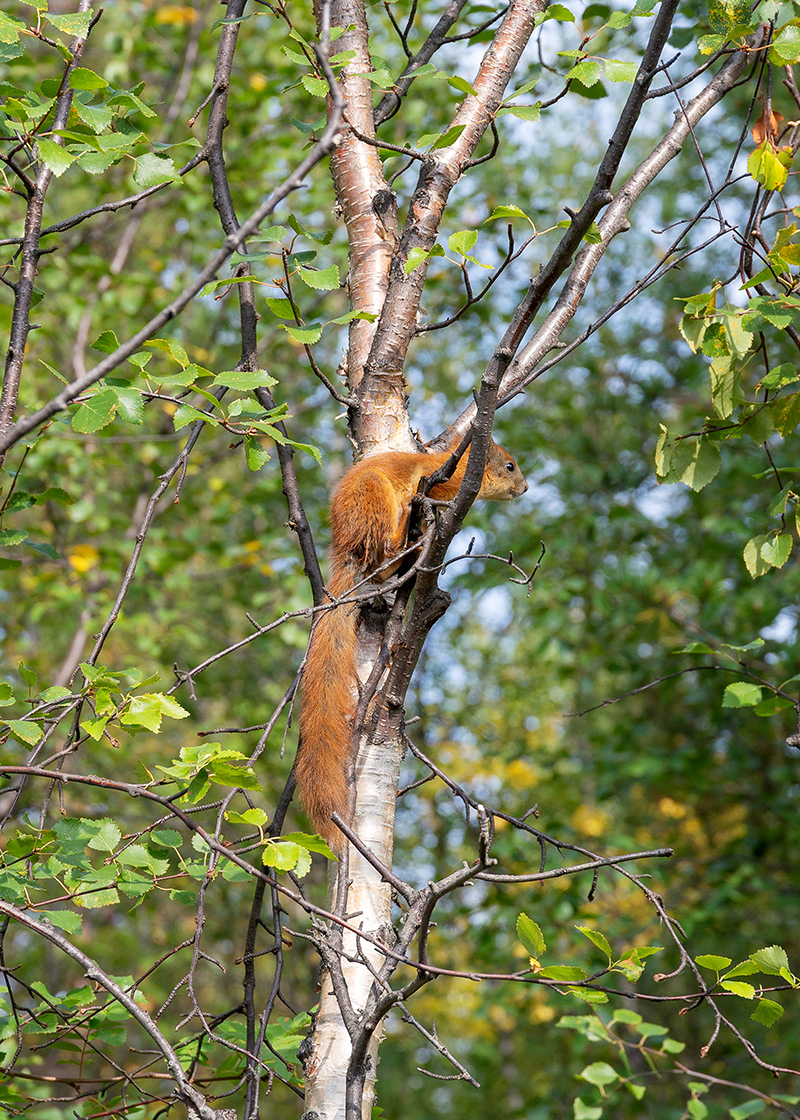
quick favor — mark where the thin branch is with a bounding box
[0,49,346,457]
[0,900,217,1120]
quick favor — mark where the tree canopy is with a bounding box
[1,1,800,1118]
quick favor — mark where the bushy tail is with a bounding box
[295,566,358,848]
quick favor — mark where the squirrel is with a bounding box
[295,438,528,847]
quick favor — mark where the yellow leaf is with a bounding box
[67,544,99,574]
[153,6,198,25]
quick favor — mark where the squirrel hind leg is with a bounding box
[331,469,405,575]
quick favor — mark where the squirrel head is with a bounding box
[478,441,528,500]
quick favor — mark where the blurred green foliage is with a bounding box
[1,0,800,1118]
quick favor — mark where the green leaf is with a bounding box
[484,204,535,228]
[404,246,431,274]
[45,10,94,37]
[36,487,75,505]
[40,909,83,935]
[91,330,120,354]
[701,322,730,358]
[107,88,156,118]
[760,362,799,391]
[73,96,113,132]
[448,229,478,255]
[209,762,261,790]
[72,388,118,433]
[760,533,792,569]
[517,913,546,958]
[567,987,608,1004]
[81,717,109,741]
[328,310,378,326]
[0,12,26,43]
[770,21,800,65]
[540,3,575,20]
[754,694,793,716]
[25,541,60,560]
[416,124,466,149]
[283,324,323,345]
[573,1099,603,1120]
[750,945,790,975]
[498,103,541,122]
[263,840,305,871]
[121,693,189,733]
[285,213,333,245]
[301,74,329,97]
[244,437,271,471]
[18,663,38,688]
[579,1061,618,1087]
[661,1037,686,1053]
[5,491,35,513]
[0,529,27,547]
[173,404,217,430]
[0,683,15,707]
[538,965,586,981]
[720,639,765,656]
[729,1102,766,1120]
[279,831,336,857]
[133,153,181,188]
[751,998,783,1026]
[80,149,125,176]
[282,438,323,466]
[675,641,717,655]
[109,386,144,425]
[743,535,770,579]
[688,1099,709,1120]
[611,1009,643,1025]
[772,393,800,438]
[37,137,76,177]
[225,807,269,827]
[69,68,109,91]
[264,297,295,319]
[2,720,43,745]
[721,981,755,999]
[709,362,738,419]
[678,438,721,491]
[86,821,121,853]
[575,925,612,960]
[721,682,762,708]
[582,222,602,245]
[212,369,278,391]
[766,483,795,517]
[605,59,637,82]
[747,143,791,192]
[568,59,603,86]
[696,954,732,970]
[198,275,255,297]
[297,264,340,291]
[742,403,774,445]
[446,75,477,96]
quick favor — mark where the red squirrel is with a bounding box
[295,439,528,847]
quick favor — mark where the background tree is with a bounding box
[1,1,799,1119]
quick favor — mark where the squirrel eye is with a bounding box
[505,461,515,472]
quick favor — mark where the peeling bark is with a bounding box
[325,0,399,416]
[352,0,547,447]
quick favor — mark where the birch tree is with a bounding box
[2,1,800,1118]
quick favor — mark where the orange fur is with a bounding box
[295,441,527,847]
